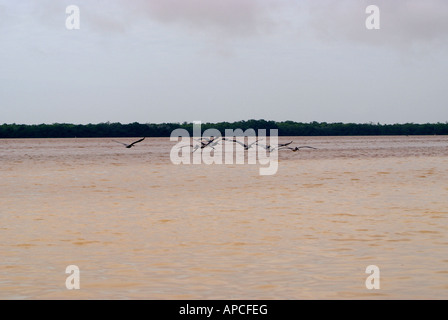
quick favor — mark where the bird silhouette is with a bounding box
[112,137,145,148]
[225,138,261,150]
[279,146,317,152]
[256,140,293,152]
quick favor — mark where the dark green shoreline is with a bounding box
[1,120,448,138]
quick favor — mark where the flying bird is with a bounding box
[206,138,222,148]
[196,136,216,142]
[179,136,221,153]
[256,140,293,152]
[225,138,261,150]
[178,144,200,153]
[112,137,145,148]
[279,146,317,152]
[195,136,220,148]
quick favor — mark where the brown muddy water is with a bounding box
[0,136,447,299]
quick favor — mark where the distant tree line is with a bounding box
[1,120,447,138]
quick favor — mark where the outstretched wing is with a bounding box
[248,139,261,147]
[178,144,201,153]
[278,141,293,147]
[229,139,248,148]
[278,147,293,151]
[112,140,129,147]
[208,139,222,147]
[278,146,317,152]
[128,137,146,147]
[256,142,270,150]
[201,137,222,148]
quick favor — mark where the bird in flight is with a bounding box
[256,140,293,152]
[179,136,221,153]
[279,146,317,152]
[195,136,221,148]
[112,137,146,148]
[179,144,200,153]
[225,138,261,150]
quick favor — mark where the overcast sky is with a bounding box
[1,0,447,124]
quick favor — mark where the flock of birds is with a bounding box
[112,136,317,153]
[182,136,318,153]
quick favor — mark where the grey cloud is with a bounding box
[129,0,287,36]
[4,0,448,46]
[304,0,448,48]
[118,0,448,47]
[43,0,292,37]
[16,0,286,37]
